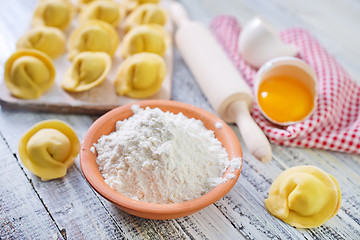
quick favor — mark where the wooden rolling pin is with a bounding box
[171,2,272,162]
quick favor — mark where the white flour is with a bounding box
[94,105,232,204]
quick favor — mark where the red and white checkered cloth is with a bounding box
[211,16,360,154]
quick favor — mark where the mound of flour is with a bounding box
[94,105,230,204]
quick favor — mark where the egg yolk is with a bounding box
[257,75,314,123]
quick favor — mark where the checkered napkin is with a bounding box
[210,16,360,154]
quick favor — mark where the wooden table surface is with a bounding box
[1,0,359,239]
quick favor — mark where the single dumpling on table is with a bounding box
[121,24,169,59]
[32,0,74,31]
[16,26,66,59]
[123,0,160,12]
[18,120,80,181]
[79,0,125,28]
[114,52,166,98]
[62,51,111,92]
[4,49,55,99]
[67,20,119,60]
[124,3,167,32]
[265,165,341,228]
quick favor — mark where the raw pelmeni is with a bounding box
[94,105,230,204]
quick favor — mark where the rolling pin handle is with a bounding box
[170,1,191,28]
[228,100,272,162]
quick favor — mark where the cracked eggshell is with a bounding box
[254,56,318,125]
[238,16,298,69]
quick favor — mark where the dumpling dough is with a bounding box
[265,165,341,228]
[68,20,119,60]
[114,52,166,98]
[32,0,74,30]
[18,120,80,181]
[78,0,111,5]
[123,0,160,12]
[78,0,100,4]
[124,3,167,32]
[79,0,125,27]
[121,24,169,59]
[62,51,111,92]
[4,49,55,99]
[16,26,66,59]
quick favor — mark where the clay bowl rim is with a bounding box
[80,99,243,219]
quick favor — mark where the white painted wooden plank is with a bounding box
[0,109,246,239]
[230,124,360,239]
[0,0,360,239]
[82,201,190,239]
[271,147,360,236]
[26,166,130,239]
[0,113,129,238]
[93,188,245,239]
[174,207,246,240]
[215,160,360,240]
[0,99,246,239]
[0,136,63,240]
[214,128,307,239]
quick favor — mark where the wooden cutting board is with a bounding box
[0,50,172,115]
[0,2,173,115]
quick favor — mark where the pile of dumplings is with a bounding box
[4,0,169,99]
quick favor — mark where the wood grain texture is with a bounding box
[0,136,63,240]
[0,0,359,239]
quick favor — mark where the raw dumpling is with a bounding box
[121,24,169,59]
[123,0,160,12]
[78,0,100,4]
[32,0,74,30]
[79,0,125,27]
[124,3,167,32]
[77,0,113,12]
[265,165,341,228]
[78,0,111,5]
[16,26,66,59]
[68,20,119,60]
[62,51,111,92]
[4,49,55,99]
[114,52,166,98]
[18,120,80,181]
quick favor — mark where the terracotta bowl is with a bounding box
[80,100,243,219]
